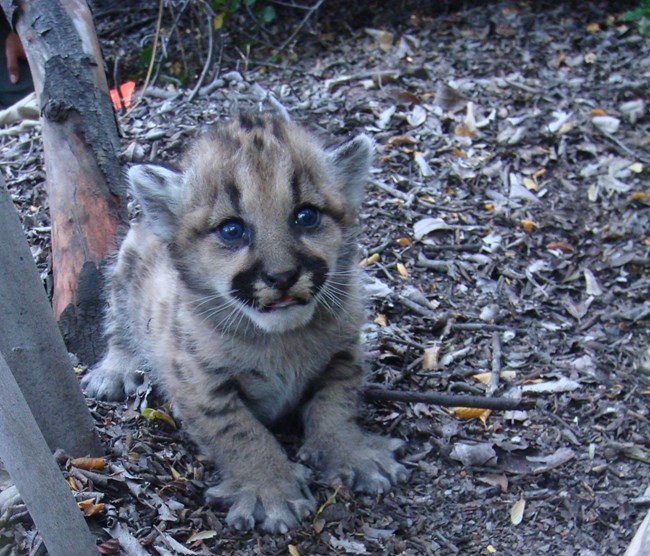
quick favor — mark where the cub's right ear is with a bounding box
[128,164,183,243]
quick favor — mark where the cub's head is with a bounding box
[129,113,372,333]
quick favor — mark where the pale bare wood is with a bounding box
[0,352,98,555]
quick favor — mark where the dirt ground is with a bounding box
[2,1,650,555]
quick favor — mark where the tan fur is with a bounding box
[82,114,407,533]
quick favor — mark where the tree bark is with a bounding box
[0,0,126,364]
[0,352,98,556]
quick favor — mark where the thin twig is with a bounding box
[188,5,215,102]
[124,0,165,117]
[271,0,327,60]
[595,128,650,165]
[487,331,502,396]
[364,386,521,410]
[369,179,413,202]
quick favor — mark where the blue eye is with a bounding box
[218,220,247,242]
[294,206,321,228]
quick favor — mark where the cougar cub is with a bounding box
[82,113,407,532]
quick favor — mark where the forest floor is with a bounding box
[2,1,650,555]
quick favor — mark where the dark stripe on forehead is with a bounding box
[225,180,241,213]
[290,172,301,205]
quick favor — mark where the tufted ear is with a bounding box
[328,134,373,211]
[128,164,184,242]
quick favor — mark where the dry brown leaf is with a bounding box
[472,371,517,384]
[78,498,105,517]
[71,457,106,471]
[586,22,600,32]
[631,191,648,201]
[187,530,217,543]
[388,134,417,146]
[288,545,301,556]
[545,241,573,253]
[359,253,380,267]
[591,108,607,116]
[452,407,492,426]
[396,237,412,247]
[452,147,467,158]
[396,262,408,278]
[454,124,475,138]
[521,219,535,232]
[374,313,387,327]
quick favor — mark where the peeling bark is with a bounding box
[1,0,126,364]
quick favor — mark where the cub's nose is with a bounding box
[261,269,300,291]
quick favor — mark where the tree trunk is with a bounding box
[0,178,103,457]
[0,0,126,364]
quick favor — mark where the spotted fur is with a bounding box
[82,114,407,532]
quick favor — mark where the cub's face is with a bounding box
[129,114,372,333]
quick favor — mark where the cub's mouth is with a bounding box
[260,295,308,312]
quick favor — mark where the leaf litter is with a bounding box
[1,1,650,554]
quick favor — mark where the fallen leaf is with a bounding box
[521,219,535,232]
[365,28,393,52]
[388,134,417,146]
[288,545,301,556]
[521,377,580,394]
[510,498,525,525]
[78,498,105,517]
[545,241,573,253]
[396,262,408,278]
[396,237,411,247]
[472,371,517,384]
[71,457,106,471]
[629,162,643,173]
[359,253,380,267]
[374,313,387,327]
[586,22,600,32]
[413,217,452,239]
[452,407,492,426]
[478,473,508,493]
[330,537,367,554]
[454,124,475,138]
[452,147,467,158]
[187,530,217,543]
[592,115,620,134]
[450,442,497,466]
[433,82,468,113]
[631,191,648,201]
[528,447,575,473]
[591,108,607,116]
[422,345,441,370]
[584,268,603,296]
[522,177,537,191]
[141,408,177,429]
[407,105,427,127]
[413,152,434,177]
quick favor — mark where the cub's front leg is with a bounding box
[299,349,408,493]
[174,372,315,533]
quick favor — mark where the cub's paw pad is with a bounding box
[81,368,143,401]
[206,464,315,533]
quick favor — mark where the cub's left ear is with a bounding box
[328,134,373,210]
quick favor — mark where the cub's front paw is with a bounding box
[300,433,408,495]
[206,462,315,533]
[81,365,143,401]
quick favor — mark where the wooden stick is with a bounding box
[364,386,521,410]
[0,352,98,556]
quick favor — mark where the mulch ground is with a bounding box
[1,1,650,555]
